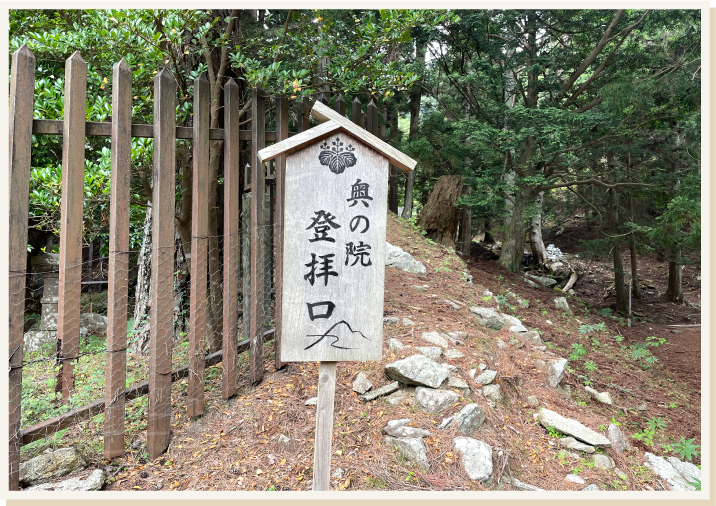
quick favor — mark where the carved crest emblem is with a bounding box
[318,137,357,174]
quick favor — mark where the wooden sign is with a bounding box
[257,101,416,490]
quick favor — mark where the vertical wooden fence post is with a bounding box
[58,51,87,403]
[188,74,210,417]
[334,94,346,116]
[104,59,132,459]
[302,97,311,131]
[367,97,378,136]
[8,43,36,491]
[148,68,176,459]
[249,87,266,384]
[274,95,288,371]
[222,78,241,399]
[312,361,338,491]
[351,97,362,127]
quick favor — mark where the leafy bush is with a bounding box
[673,437,700,462]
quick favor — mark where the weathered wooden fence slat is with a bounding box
[312,361,337,491]
[188,73,210,417]
[367,97,379,136]
[148,68,177,460]
[273,95,289,371]
[58,51,87,403]
[249,87,266,384]
[104,58,132,459]
[222,78,241,399]
[8,43,36,491]
[31,119,286,142]
[351,97,362,127]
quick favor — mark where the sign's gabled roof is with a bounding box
[257,101,417,173]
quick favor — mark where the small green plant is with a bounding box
[569,343,587,360]
[540,309,548,316]
[686,477,701,491]
[495,295,507,305]
[611,416,621,426]
[646,417,667,431]
[646,336,668,347]
[673,437,700,462]
[546,426,566,438]
[632,428,656,447]
[584,360,598,372]
[597,308,613,317]
[405,470,415,482]
[578,322,606,334]
[576,400,587,407]
[668,402,677,409]
[613,335,624,343]
[661,443,674,453]
[481,295,493,302]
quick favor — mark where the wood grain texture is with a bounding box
[148,68,176,460]
[280,137,388,362]
[257,120,342,165]
[8,43,35,491]
[57,52,87,403]
[312,361,337,491]
[104,59,132,459]
[334,94,346,116]
[188,73,210,417]
[351,97,362,127]
[310,101,417,173]
[249,87,266,384]
[274,95,289,371]
[222,78,240,399]
[31,119,279,142]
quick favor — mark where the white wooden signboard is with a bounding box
[280,135,388,362]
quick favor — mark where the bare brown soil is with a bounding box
[25,213,701,492]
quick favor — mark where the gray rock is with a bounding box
[558,437,595,453]
[525,273,557,287]
[30,253,60,272]
[383,317,399,326]
[305,397,318,406]
[667,457,701,483]
[412,285,428,292]
[384,436,429,469]
[352,372,372,395]
[593,454,615,470]
[468,368,477,379]
[383,419,430,438]
[445,300,461,310]
[482,384,502,403]
[546,359,568,388]
[386,243,427,274]
[358,381,400,402]
[497,340,507,350]
[469,307,506,330]
[278,434,291,444]
[643,453,696,491]
[584,386,611,404]
[385,355,450,389]
[523,278,541,289]
[385,389,414,407]
[581,484,601,491]
[20,447,87,486]
[402,318,415,326]
[448,331,468,340]
[565,474,586,484]
[79,312,108,336]
[416,346,443,361]
[463,271,473,284]
[439,416,455,429]
[637,404,647,411]
[554,297,573,316]
[24,330,57,354]
[555,383,572,398]
[447,377,470,395]
[444,348,465,359]
[475,370,497,385]
[607,425,631,454]
[415,387,459,414]
[453,437,493,483]
[332,468,345,479]
[511,478,546,491]
[420,331,449,349]
[478,363,487,371]
[527,395,539,406]
[501,313,527,333]
[388,338,408,351]
[538,409,611,448]
[454,404,486,435]
[514,330,543,346]
[26,469,105,491]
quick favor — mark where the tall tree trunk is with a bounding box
[484,216,495,243]
[607,152,627,313]
[416,175,464,248]
[628,196,643,299]
[402,29,426,220]
[666,244,684,303]
[131,205,152,354]
[498,188,528,272]
[529,190,547,266]
[459,185,472,255]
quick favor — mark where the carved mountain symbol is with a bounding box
[304,320,369,350]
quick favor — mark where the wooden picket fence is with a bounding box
[8,44,382,491]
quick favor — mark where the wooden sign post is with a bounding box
[258,101,416,491]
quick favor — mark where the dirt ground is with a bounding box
[22,214,702,492]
